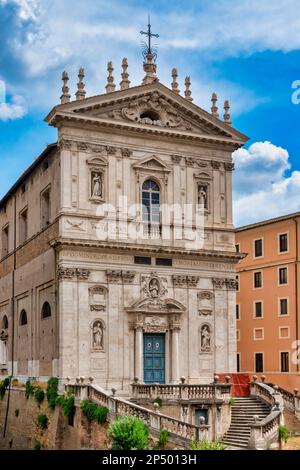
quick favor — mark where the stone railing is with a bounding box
[131,380,231,402]
[66,378,209,446]
[248,379,284,450]
[266,382,300,417]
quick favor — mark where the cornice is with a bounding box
[50,237,246,263]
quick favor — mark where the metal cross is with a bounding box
[140,16,159,55]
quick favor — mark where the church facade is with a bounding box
[0,53,247,393]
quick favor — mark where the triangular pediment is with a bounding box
[133,155,171,172]
[45,82,248,146]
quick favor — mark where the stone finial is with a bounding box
[225,375,231,384]
[261,375,266,383]
[153,402,160,413]
[142,53,158,85]
[224,100,232,126]
[184,76,193,101]
[211,92,219,118]
[60,71,71,104]
[75,67,86,101]
[213,374,219,383]
[120,57,130,90]
[111,387,117,396]
[252,375,258,382]
[180,376,186,384]
[106,61,116,93]
[171,68,180,94]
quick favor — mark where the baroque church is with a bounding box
[0,39,248,394]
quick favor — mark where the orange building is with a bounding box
[236,212,300,392]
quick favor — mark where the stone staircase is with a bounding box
[223,397,271,449]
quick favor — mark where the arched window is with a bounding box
[41,302,51,319]
[19,309,28,326]
[2,315,8,329]
[142,179,160,226]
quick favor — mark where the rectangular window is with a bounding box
[236,275,240,291]
[41,188,51,229]
[280,298,288,316]
[1,224,9,258]
[279,267,288,285]
[281,352,289,372]
[19,208,28,244]
[254,239,263,257]
[134,256,151,265]
[236,304,240,320]
[279,233,288,253]
[235,244,240,253]
[236,330,240,341]
[156,258,172,266]
[237,353,241,372]
[254,328,264,340]
[254,271,262,288]
[254,301,263,318]
[255,353,264,373]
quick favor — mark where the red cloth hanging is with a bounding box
[217,373,250,397]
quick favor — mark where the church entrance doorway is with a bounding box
[143,333,165,384]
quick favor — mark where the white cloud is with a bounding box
[233,141,300,226]
[1,0,295,116]
[0,0,39,21]
[0,95,27,120]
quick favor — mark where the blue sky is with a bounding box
[0,0,300,225]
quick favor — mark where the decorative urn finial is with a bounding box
[120,57,130,90]
[224,100,232,126]
[106,61,116,93]
[60,71,71,104]
[184,76,193,101]
[171,68,180,94]
[75,67,86,100]
[211,92,219,117]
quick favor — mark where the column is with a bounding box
[172,328,180,384]
[135,327,143,382]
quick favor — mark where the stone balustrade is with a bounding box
[248,379,284,450]
[66,378,209,445]
[131,382,231,402]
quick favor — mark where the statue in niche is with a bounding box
[92,172,102,198]
[149,278,160,298]
[198,185,207,209]
[92,321,103,349]
[201,325,211,352]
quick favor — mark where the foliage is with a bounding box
[56,394,75,420]
[25,379,34,399]
[15,408,19,417]
[34,440,41,450]
[37,413,48,430]
[278,425,290,444]
[0,377,10,399]
[189,439,226,450]
[228,397,236,406]
[153,396,162,407]
[81,400,109,424]
[156,428,170,449]
[108,415,150,450]
[46,377,59,409]
[34,388,45,406]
